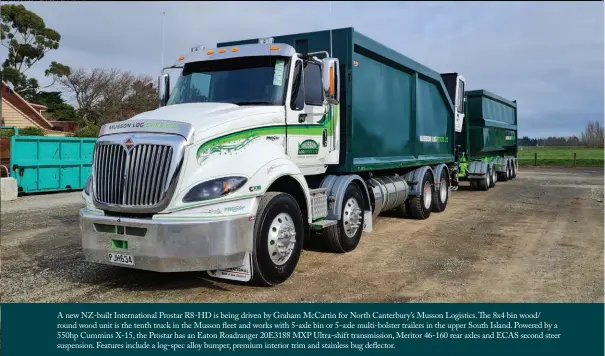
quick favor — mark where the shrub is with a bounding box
[0,126,45,137]
[19,127,46,136]
[72,125,100,138]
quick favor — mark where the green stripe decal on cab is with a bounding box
[196,105,339,159]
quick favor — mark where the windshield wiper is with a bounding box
[232,101,274,106]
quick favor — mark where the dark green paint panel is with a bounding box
[351,51,413,162]
[463,90,518,159]
[219,28,455,173]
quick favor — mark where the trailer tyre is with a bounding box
[489,165,497,188]
[478,168,490,191]
[406,170,433,219]
[324,183,365,253]
[511,160,517,179]
[251,192,304,286]
[431,174,449,212]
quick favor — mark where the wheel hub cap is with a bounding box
[267,213,296,265]
[439,179,447,203]
[423,181,432,209]
[343,197,362,238]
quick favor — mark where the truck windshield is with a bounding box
[167,56,290,106]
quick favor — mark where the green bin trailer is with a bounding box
[79,27,518,285]
[457,89,518,190]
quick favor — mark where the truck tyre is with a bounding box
[470,180,478,190]
[392,203,408,218]
[406,170,433,219]
[431,173,449,212]
[499,160,509,182]
[511,160,517,179]
[479,167,490,191]
[507,161,513,180]
[324,183,365,253]
[489,165,497,188]
[251,192,304,286]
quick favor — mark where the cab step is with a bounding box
[310,219,337,230]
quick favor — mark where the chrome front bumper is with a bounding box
[79,209,254,272]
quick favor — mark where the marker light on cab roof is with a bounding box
[218,48,226,53]
[178,56,185,61]
[270,45,279,51]
[207,50,215,55]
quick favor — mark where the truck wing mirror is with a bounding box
[322,58,340,105]
[158,73,170,107]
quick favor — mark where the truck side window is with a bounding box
[303,61,323,106]
[457,80,465,113]
[290,61,304,111]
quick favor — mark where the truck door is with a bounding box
[285,57,331,174]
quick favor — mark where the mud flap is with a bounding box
[362,210,373,233]
[207,252,253,282]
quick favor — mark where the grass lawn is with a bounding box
[518,147,604,167]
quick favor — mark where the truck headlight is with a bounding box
[183,177,247,203]
[84,175,92,196]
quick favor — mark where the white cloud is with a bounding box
[4,1,603,137]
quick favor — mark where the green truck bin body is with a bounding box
[9,135,96,194]
[219,27,456,174]
[462,90,518,160]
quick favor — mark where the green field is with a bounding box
[518,147,604,167]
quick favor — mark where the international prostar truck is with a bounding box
[80,28,518,286]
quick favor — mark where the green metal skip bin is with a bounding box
[9,135,96,194]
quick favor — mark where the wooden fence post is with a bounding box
[534,152,537,166]
[573,152,576,167]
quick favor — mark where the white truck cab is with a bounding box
[80,40,347,286]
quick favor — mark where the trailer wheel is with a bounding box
[511,160,517,179]
[470,180,478,190]
[251,192,304,286]
[478,167,490,191]
[324,183,365,253]
[499,160,509,182]
[431,174,449,212]
[406,170,433,219]
[507,161,513,180]
[489,165,497,188]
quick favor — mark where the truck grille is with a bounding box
[93,144,174,206]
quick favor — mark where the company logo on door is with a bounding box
[298,139,319,155]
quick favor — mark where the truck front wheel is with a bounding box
[324,183,365,253]
[251,192,304,286]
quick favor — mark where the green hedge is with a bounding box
[71,125,100,138]
[0,126,45,137]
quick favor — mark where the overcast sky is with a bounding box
[5,1,604,137]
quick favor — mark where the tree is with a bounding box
[0,4,70,101]
[581,121,604,148]
[58,67,157,126]
[34,91,80,122]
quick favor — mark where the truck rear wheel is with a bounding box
[406,170,433,219]
[489,165,497,188]
[431,174,449,212]
[511,160,517,179]
[324,183,365,253]
[251,192,304,286]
